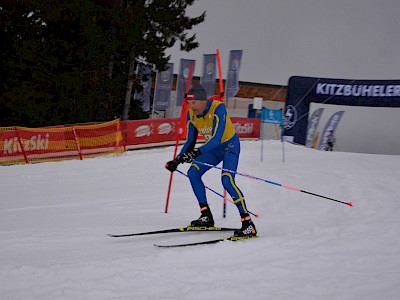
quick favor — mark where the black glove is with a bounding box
[180,148,201,163]
[165,159,179,172]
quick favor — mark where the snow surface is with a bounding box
[1,140,400,300]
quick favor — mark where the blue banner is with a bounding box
[176,59,195,106]
[134,64,152,112]
[200,54,217,98]
[317,111,345,150]
[283,76,400,145]
[225,50,243,100]
[261,108,283,124]
[153,63,174,110]
[305,108,324,147]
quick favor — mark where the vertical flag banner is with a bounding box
[305,108,324,147]
[318,111,345,150]
[225,50,243,100]
[201,54,217,98]
[176,59,195,106]
[153,63,174,110]
[134,64,152,112]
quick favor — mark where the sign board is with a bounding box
[253,97,263,110]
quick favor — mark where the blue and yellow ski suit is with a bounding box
[178,100,249,214]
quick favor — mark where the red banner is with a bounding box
[124,118,180,146]
[123,117,260,146]
[231,117,261,139]
[0,120,125,164]
[1,118,260,164]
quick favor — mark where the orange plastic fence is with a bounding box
[0,119,126,165]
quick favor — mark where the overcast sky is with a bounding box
[166,0,400,86]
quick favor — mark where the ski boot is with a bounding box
[234,213,257,237]
[190,204,215,227]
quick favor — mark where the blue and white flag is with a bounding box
[318,111,345,150]
[134,64,152,112]
[176,59,195,106]
[225,50,243,100]
[153,63,174,110]
[200,54,217,98]
[305,108,324,147]
[261,108,283,124]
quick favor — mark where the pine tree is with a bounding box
[0,0,204,127]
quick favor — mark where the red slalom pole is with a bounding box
[175,169,259,218]
[193,160,353,207]
[215,49,229,217]
[216,49,224,100]
[165,64,194,213]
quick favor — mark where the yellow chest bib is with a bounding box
[188,101,236,143]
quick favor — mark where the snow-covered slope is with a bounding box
[1,141,399,300]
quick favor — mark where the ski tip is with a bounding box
[254,214,260,218]
[107,234,121,237]
[347,202,353,207]
[227,235,259,241]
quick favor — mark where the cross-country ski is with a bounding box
[108,226,237,237]
[154,235,259,248]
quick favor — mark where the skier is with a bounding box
[165,84,257,237]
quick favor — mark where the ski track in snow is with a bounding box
[1,141,400,300]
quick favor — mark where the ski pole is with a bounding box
[175,169,259,218]
[193,160,353,207]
